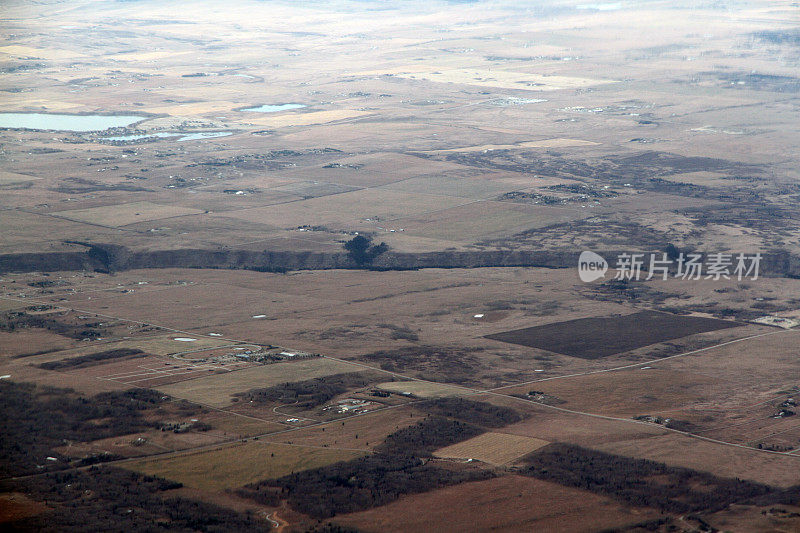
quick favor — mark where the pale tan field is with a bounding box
[218,188,471,229]
[500,368,723,417]
[656,171,737,187]
[147,101,241,115]
[433,432,549,465]
[0,355,129,394]
[423,138,600,153]
[0,298,28,312]
[8,334,241,366]
[125,441,367,491]
[0,171,40,185]
[320,152,470,180]
[658,331,800,397]
[396,68,618,91]
[117,334,239,356]
[378,173,518,200]
[51,201,205,227]
[197,411,285,438]
[0,211,120,253]
[0,329,82,358]
[334,475,661,533]
[397,200,586,242]
[157,357,366,407]
[0,45,80,60]
[245,109,372,127]
[596,433,800,488]
[0,99,83,112]
[108,50,192,62]
[272,405,427,450]
[63,281,336,330]
[375,381,469,399]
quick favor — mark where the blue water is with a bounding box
[0,113,146,132]
[103,130,234,142]
[177,131,233,141]
[241,103,305,113]
[103,132,179,141]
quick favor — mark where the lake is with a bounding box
[101,131,234,142]
[0,113,146,132]
[103,132,178,141]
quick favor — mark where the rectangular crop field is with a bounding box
[375,380,468,399]
[334,475,660,533]
[52,201,204,227]
[485,310,741,359]
[125,441,366,491]
[433,432,549,465]
[422,138,600,153]
[219,188,470,229]
[397,201,585,242]
[395,68,617,91]
[157,357,366,407]
[246,109,372,127]
[0,171,40,185]
[0,299,28,312]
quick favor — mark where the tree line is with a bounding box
[238,416,494,518]
[520,443,798,514]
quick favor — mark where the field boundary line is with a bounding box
[2,294,798,486]
[486,329,790,392]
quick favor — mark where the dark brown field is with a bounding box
[333,475,661,533]
[485,310,742,358]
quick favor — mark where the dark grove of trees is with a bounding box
[238,453,493,519]
[238,416,494,518]
[361,345,485,385]
[419,397,526,428]
[0,381,175,476]
[343,235,388,265]
[38,348,146,370]
[377,416,484,456]
[521,443,799,514]
[0,311,105,341]
[235,372,378,409]
[2,467,271,532]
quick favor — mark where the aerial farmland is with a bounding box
[1,0,799,531]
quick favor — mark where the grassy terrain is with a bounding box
[157,358,366,407]
[125,441,367,491]
[433,432,549,465]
